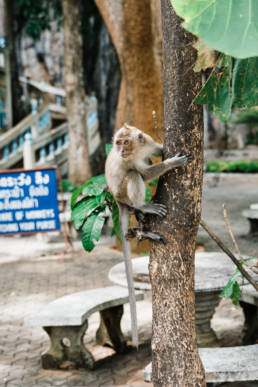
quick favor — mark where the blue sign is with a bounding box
[0,168,60,234]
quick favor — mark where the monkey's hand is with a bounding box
[165,153,192,168]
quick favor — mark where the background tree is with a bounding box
[62,0,91,185]
[149,0,205,384]
[95,0,163,141]
[4,0,27,125]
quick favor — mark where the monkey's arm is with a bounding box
[151,142,163,157]
[137,153,191,181]
[119,204,139,347]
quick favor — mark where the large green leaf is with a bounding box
[71,184,88,209]
[171,0,258,59]
[232,58,258,108]
[71,197,102,230]
[195,55,233,121]
[81,211,105,252]
[220,269,243,305]
[71,174,107,209]
[193,39,216,72]
[195,55,258,120]
[82,174,107,196]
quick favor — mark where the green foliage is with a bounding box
[71,172,157,252]
[170,0,258,59]
[145,185,152,203]
[81,211,105,252]
[193,39,216,72]
[195,55,258,121]
[195,55,232,121]
[232,109,258,126]
[148,178,159,188]
[220,267,242,305]
[206,160,258,173]
[246,130,258,146]
[105,144,112,156]
[62,179,76,192]
[18,0,62,41]
[233,58,258,109]
[220,257,256,305]
[71,174,112,252]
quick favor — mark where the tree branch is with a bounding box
[222,203,241,257]
[200,219,258,292]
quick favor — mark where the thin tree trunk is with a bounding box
[149,1,206,385]
[4,0,25,126]
[62,0,91,185]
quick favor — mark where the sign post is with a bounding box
[0,167,60,235]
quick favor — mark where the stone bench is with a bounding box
[143,344,258,383]
[24,286,144,369]
[242,203,258,235]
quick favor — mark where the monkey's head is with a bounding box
[114,123,147,160]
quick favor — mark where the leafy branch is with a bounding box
[70,174,120,252]
[200,216,258,305]
[70,172,154,252]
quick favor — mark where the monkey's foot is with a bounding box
[126,228,166,244]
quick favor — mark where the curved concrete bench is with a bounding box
[242,204,258,235]
[143,344,258,383]
[24,286,144,369]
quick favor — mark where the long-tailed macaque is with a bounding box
[105,123,191,347]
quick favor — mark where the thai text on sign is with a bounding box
[0,167,60,234]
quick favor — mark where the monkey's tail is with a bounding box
[119,205,138,348]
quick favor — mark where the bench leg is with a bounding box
[96,305,127,353]
[195,291,221,347]
[248,218,258,235]
[42,320,94,369]
[240,301,258,344]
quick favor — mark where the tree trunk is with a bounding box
[62,0,91,185]
[95,0,163,141]
[4,0,26,126]
[149,1,206,385]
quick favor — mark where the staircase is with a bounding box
[0,96,100,175]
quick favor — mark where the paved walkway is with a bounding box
[0,176,258,386]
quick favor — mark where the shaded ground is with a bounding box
[0,175,258,386]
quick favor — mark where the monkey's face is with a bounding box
[115,137,133,159]
[114,124,147,160]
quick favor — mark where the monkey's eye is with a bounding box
[116,140,121,145]
[124,140,129,145]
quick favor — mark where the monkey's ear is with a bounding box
[124,123,131,130]
[138,133,145,143]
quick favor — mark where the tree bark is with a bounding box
[62,0,91,185]
[4,0,26,126]
[149,1,206,385]
[95,0,163,141]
